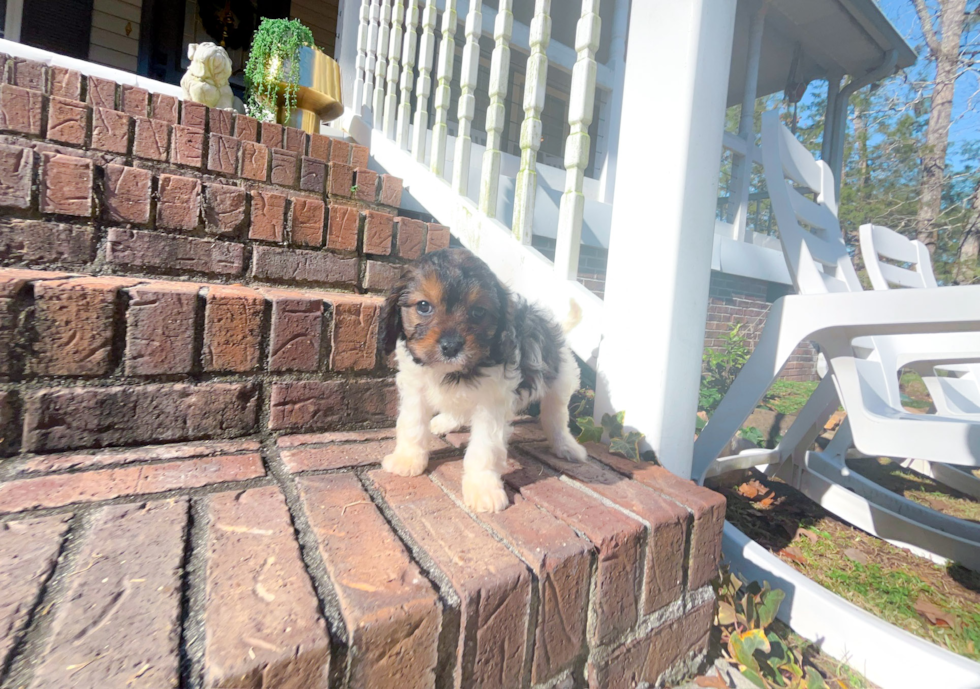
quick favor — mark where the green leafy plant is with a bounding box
[574,410,649,462]
[739,426,766,447]
[713,566,828,688]
[700,323,751,416]
[244,18,316,123]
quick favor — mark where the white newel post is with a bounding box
[478,0,513,217]
[594,0,737,479]
[373,0,392,127]
[511,0,551,244]
[430,0,458,176]
[398,0,420,148]
[364,0,382,116]
[354,0,372,116]
[413,0,438,161]
[384,0,405,138]
[554,0,601,279]
[452,0,483,195]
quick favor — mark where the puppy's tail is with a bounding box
[561,299,583,335]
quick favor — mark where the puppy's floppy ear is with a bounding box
[382,270,410,355]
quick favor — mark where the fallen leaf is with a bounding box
[695,675,728,688]
[737,479,770,500]
[914,596,958,629]
[779,546,808,565]
[798,528,819,544]
[844,548,869,565]
[824,410,847,431]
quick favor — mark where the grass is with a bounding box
[761,380,819,415]
[849,457,980,522]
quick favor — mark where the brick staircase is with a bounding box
[0,53,724,689]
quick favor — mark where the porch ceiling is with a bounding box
[727,0,917,107]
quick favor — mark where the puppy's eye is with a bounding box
[469,307,487,321]
[416,301,434,316]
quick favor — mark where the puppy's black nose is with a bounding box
[439,333,465,358]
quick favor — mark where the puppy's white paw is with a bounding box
[554,437,588,463]
[462,471,509,513]
[429,413,462,436]
[382,448,429,477]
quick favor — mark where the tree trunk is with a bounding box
[955,181,980,284]
[915,0,968,254]
[853,97,870,194]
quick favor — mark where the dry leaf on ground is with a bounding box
[844,548,869,565]
[694,675,728,688]
[779,546,808,565]
[914,596,958,629]
[798,528,819,544]
[737,479,770,500]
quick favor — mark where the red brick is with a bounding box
[364,260,403,292]
[503,456,643,644]
[171,124,204,167]
[133,116,171,161]
[0,219,92,266]
[151,92,179,124]
[40,153,93,217]
[278,428,396,448]
[329,295,381,370]
[265,291,322,372]
[300,156,326,193]
[209,106,233,135]
[204,285,265,372]
[379,174,403,207]
[29,502,187,689]
[125,281,200,375]
[586,443,726,591]
[327,161,353,197]
[104,164,152,224]
[426,223,451,252]
[1,388,16,450]
[351,143,369,169]
[48,66,81,100]
[326,203,360,251]
[432,459,590,683]
[21,439,261,474]
[91,106,130,153]
[291,196,325,247]
[87,75,116,109]
[107,228,244,276]
[157,174,201,231]
[269,380,345,432]
[369,469,533,688]
[271,147,299,186]
[31,276,132,376]
[239,140,269,181]
[22,382,259,452]
[207,132,240,174]
[46,96,88,145]
[120,84,149,116]
[329,138,350,164]
[0,144,33,208]
[587,602,713,689]
[233,113,257,141]
[250,245,358,285]
[281,439,396,472]
[181,100,207,130]
[249,189,287,242]
[0,84,43,135]
[364,210,394,255]
[524,446,688,613]
[9,58,44,91]
[309,132,331,161]
[261,121,283,148]
[0,516,70,668]
[395,217,425,259]
[298,474,441,687]
[205,487,330,688]
[354,168,378,203]
[283,125,307,153]
[204,183,246,236]
[347,378,398,426]
[0,453,264,512]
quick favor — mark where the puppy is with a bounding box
[381,248,587,513]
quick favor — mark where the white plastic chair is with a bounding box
[693,110,980,569]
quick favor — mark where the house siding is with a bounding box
[89,0,142,72]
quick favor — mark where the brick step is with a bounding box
[0,267,398,455]
[0,426,723,688]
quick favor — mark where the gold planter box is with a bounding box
[275,46,343,133]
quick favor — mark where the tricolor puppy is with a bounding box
[381,248,587,513]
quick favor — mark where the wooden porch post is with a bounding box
[594,0,737,479]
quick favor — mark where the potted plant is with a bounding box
[244,18,343,131]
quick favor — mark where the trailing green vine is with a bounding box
[244,18,316,123]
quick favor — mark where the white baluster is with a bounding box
[384,0,405,138]
[364,0,381,115]
[412,0,437,161]
[398,0,420,149]
[373,0,392,128]
[478,0,513,217]
[511,0,551,244]
[451,0,482,195]
[554,0,600,278]
[430,0,457,177]
[353,0,372,116]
